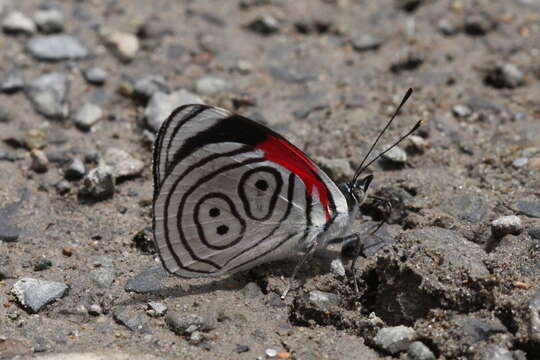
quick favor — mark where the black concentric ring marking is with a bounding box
[238,167,283,221]
[193,192,246,250]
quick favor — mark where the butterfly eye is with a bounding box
[356,174,373,192]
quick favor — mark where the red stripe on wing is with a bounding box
[257,136,331,221]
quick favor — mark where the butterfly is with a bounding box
[152,88,420,297]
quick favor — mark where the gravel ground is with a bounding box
[0,0,539,359]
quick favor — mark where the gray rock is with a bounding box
[452,104,472,118]
[491,215,522,237]
[84,67,107,85]
[446,194,488,224]
[82,165,115,200]
[407,341,435,360]
[514,200,540,218]
[0,70,24,93]
[147,301,167,317]
[452,315,508,345]
[165,312,211,335]
[27,34,88,61]
[195,76,229,95]
[73,103,103,131]
[529,289,540,344]
[125,266,168,293]
[2,11,36,34]
[382,145,407,164]
[241,282,263,298]
[89,256,116,288]
[351,33,384,52]
[145,89,203,132]
[246,15,280,35]
[102,148,144,178]
[100,27,139,62]
[26,72,70,119]
[113,306,148,332]
[464,12,496,36]
[314,157,353,183]
[306,290,341,312]
[11,278,68,313]
[374,325,418,354]
[134,75,169,101]
[65,158,86,180]
[33,8,63,33]
[485,63,525,89]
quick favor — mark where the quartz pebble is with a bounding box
[2,11,36,34]
[491,215,522,237]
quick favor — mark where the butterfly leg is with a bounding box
[281,242,317,299]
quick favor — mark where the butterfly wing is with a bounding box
[152,105,349,277]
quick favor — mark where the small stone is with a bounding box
[33,257,52,271]
[189,331,204,345]
[446,194,488,224]
[55,180,70,194]
[195,76,229,95]
[25,72,69,119]
[351,33,384,52]
[485,63,525,89]
[147,301,167,317]
[0,105,11,123]
[314,157,353,183]
[265,292,286,307]
[62,246,73,257]
[330,258,346,277]
[529,289,540,344]
[307,290,341,312]
[145,89,204,132]
[437,18,459,36]
[102,148,144,178]
[382,145,407,164]
[464,12,496,36]
[89,256,116,289]
[514,200,540,218]
[33,8,63,33]
[65,158,86,180]
[83,67,107,85]
[452,104,472,118]
[133,75,169,101]
[11,278,68,313]
[1,70,24,93]
[24,128,47,149]
[529,227,540,240]
[236,60,253,74]
[477,345,515,360]
[241,282,263,298]
[88,304,103,316]
[408,135,428,152]
[2,11,36,34]
[374,326,418,354]
[165,312,210,335]
[113,306,148,332]
[513,157,529,169]
[100,28,139,62]
[266,348,278,357]
[407,341,435,360]
[125,266,168,293]
[246,15,280,35]
[27,35,88,61]
[491,215,522,237]
[236,344,250,353]
[82,165,115,200]
[30,149,48,173]
[73,103,103,131]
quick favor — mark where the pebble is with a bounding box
[27,34,88,61]
[24,128,47,149]
[62,246,73,256]
[236,344,250,353]
[133,75,169,101]
[513,157,529,169]
[236,60,253,74]
[84,67,107,85]
[437,18,459,36]
[125,266,168,293]
[0,70,24,93]
[30,149,49,173]
[100,28,139,62]
[464,12,496,36]
[73,103,103,131]
[382,145,407,164]
[452,315,508,344]
[103,148,144,178]
[2,11,36,34]
[307,290,341,312]
[89,256,116,288]
[55,180,71,194]
[514,200,540,218]
[330,258,346,277]
[65,158,86,180]
[452,104,472,118]
[407,341,435,360]
[81,165,115,200]
[147,301,167,317]
[113,306,148,332]
[408,135,428,153]
[241,281,263,298]
[0,104,11,122]
[447,194,488,224]
[529,289,540,344]
[145,89,203,132]
[88,304,103,316]
[25,72,70,119]
[195,76,229,95]
[351,33,384,52]
[529,227,540,240]
[165,312,210,335]
[477,345,515,360]
[314,156,353,182]
[374,325,418,354]
[265,348,278,357]
[11,277,68,313]
[491,215,522,237]
[485,63,525,89]
[33,8,64,33]
[246,15,280,35]
[33,257,52,271]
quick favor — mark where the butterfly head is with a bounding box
[340,174,373,213]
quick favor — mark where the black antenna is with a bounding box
[352,88,416,183]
